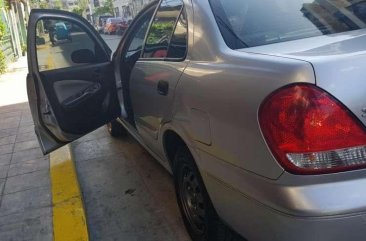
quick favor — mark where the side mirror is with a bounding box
[71,49,96,64]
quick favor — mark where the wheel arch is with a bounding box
[163,129,189,170]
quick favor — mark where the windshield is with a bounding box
[209,0,366,49]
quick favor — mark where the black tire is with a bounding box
[107,120,127,137]
[173,147,246,241]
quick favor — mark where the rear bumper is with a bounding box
[197,150,366,241]
[204,174,366,241]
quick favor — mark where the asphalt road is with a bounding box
[37,31,95,70]
[72,127,191,241]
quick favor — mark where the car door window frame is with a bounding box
[140,0,188,62]
[165,7,188,62]
[115,2,157,62]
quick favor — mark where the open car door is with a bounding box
[27,9,121,154]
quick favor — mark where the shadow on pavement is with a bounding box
[71,127,191,241]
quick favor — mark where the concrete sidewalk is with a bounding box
[0,57,53,241]
[0,57,29,106]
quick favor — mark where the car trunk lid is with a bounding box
[239,29,366,127]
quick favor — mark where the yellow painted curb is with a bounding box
[50,145,89,241]
[46,44,56,70]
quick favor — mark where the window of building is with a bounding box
[115,7,120,17]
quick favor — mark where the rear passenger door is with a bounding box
[129,0,189,150]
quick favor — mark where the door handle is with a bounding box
[62,83,101,109]
[157,80,169,96]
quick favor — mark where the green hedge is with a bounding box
[0,50,5,74]
[0,19,6,74]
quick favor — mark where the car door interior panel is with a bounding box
[39,62,119,135]
[53,79,95,104]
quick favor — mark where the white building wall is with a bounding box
[112,0,129,17]
[113,0,154,19]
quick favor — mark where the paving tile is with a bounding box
[0,106,24,115]
[0,208,52,241]
[20,112,33,120]
[0,154,12,166]
[0,104,29,112]
[8,157,49,177]
[0,117,20,130]
[0,128,17,139]
[0,179,5,193]
[17,103,30,110]
[19,118,34,127]
[0,116,20,123]
[20,111,32,118]
[0,207,51,226]
[11,148,44,164]
[4,170,50,194]
[0,165,9,179]
[18,124,34,134]
[15,131,37,143]
[20,112,33,126]
[0,111,22,120]
[0,187,51,217]
[13,140,39,152]
[0,180,5,198]
[0,135,16,146]
[0,144,13,155]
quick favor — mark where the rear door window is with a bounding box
[167,9,188,59]
[143,0,184,59]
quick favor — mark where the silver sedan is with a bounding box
[27,0,366,240]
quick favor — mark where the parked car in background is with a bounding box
[96,15,113,33]
[103,17,124,34]
[116,19,131,35]
[27,0,366,240]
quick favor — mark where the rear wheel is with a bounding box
[107,119,127,137]
[173,147,246,241]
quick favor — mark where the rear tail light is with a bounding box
[259,84,366,174]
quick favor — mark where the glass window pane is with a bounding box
[167,10,188,59]
[36,18,102,71]
[210,0,366,48]
[125,15,152,60]
[143,0,183,59]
